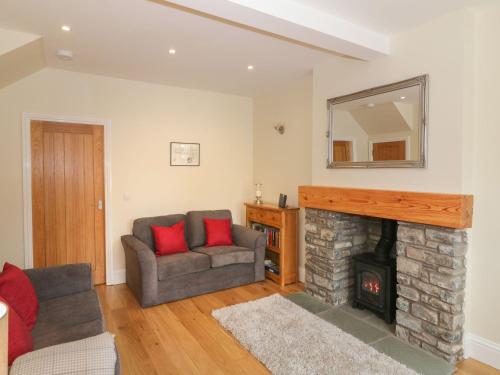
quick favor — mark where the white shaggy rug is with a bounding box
[212,294,418,375]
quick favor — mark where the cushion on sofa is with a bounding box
[10,332,117,375]
[157,251,210,281]
[0,262,39,330]
[204,218,233,247]
[193,246,255,268]
[133,214,186,250]
[32,290,104,350]
[152,221,189,256]
[186,210,232,249]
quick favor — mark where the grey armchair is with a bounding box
[121,210,266,307]
[13,264,120,375]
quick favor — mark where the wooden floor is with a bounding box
[456,359,500,375]
[97,281,498,375]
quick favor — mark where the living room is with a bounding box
[0,0,499,374]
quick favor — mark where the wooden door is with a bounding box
[333,140,353,162]
[31,121,105,284]
[372,140,406,161]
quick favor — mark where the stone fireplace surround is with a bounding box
[300,186,472,364]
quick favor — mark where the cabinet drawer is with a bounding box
[247,207,282,227]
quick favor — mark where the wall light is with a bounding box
[274,123,285,134]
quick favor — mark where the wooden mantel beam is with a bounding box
[298,186,473,229]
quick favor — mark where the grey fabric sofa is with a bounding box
[22,263,120,374]
[121,210,266,307]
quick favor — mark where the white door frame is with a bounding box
[22,113,116,285]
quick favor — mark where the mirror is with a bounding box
[327,75,428,168]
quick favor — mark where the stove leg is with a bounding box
[352,301,364,310]
[385,312,393,324]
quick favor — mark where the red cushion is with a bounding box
[151,221,189,256]
[0,263,39,330]
[204,218,233,247]
[0,296,33,365]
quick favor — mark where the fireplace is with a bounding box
[304,207,468,363]
[353,219,397,323]
[301,186,472,363]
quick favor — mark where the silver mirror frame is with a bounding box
[327,74,429,168]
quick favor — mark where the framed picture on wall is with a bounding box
[170,142,200,166]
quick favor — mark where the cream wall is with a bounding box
[0,68,253,280]
[312,9,471,193]
[253,74,312,280]
[466,4,500,352]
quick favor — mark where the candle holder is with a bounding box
[254,183,263,205]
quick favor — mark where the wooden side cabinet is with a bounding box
[245,203,299,287]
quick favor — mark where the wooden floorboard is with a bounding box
[97,281,497,375]
[456,359,500,375]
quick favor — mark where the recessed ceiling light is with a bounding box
[56,49,74,61]
[61,25,71,32]
[168,49,176,55]
[400,96,406,100]
[247,65,254,70]
[367,103,375,108]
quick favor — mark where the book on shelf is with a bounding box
[251,222,280,249]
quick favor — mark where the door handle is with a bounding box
[97,200,103,210]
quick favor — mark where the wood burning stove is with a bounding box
[352,219,397,323]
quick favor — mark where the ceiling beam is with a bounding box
[160,0,390,60]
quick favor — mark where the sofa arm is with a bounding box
[10,332,118,375]
[232,224,266,281]
[232,224,265,249]
[121,235,158,307]
[24,263,93,302]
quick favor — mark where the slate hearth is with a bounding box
[304,208,467,363]
[286,292,455,375]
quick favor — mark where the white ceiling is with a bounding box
[292,0,494,34]
[0,0,492,96]
[0,0,336,96]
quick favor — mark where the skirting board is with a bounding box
[299,266,305,283]
[465,333,500,370]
